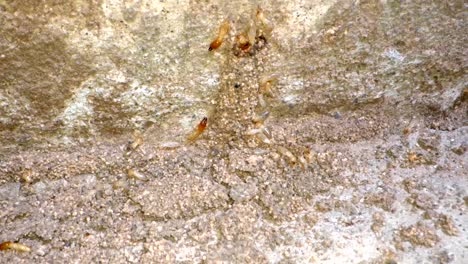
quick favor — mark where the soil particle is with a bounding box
[407,192,436,210]
[436,214,459,236]
[364,191,395,212]
[371,212,385,235]
[399,222,439,248]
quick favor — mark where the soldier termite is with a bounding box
[0,241,31,252]
[186,117,208,143]
[209,20,230,51]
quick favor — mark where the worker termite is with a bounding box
[209,20,230,51]
[245,128,263,136]
[159,141,181,149]
[256,7,273,36]
[261,126,272,139]
[235,22,257,53]
[186,117,208,143]
[277,146,297,166]
[235,33,251,52]
[127,168,147,181]
[125,130,143,155]
[298,156,308,171]
[246,111,273,144]
[258,76,278,107]
[0,241,31,252]
[21,169,33,183]
[259,76,278,97]
[252,111,270,125]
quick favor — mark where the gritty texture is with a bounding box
[0,0,467,263]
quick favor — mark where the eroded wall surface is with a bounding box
[0,0,466,263]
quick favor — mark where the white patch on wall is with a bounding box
[106,69,128,83]
[384,48,405,63]
[282,94,299,106]
[61,88,94,127]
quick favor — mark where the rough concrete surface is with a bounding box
[0,0,467,263]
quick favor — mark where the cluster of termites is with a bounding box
[123,6,311,173]
[208,7,271,57]
[234,8,311,170]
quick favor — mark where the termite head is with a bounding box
[186,116,208,143]
[209,39,222,51]
[199,117,208,130]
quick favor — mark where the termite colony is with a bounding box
[207,7,313,170]
[124,6,313,174]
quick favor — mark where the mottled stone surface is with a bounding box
[0,0,467,263]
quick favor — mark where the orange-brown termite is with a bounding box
[0,241,31,252]
[186,117,208,143]
[209,20,230,51]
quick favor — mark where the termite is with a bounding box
[209,20,230,51]
[245,126,272,144]
[256,7,272,34]
[236,33,251,51]
[0,241,31,252]
[277,146,297,166]
[298,156,308,171]
[252,111,270,125]
[261,126,272,139]
[259,76,278,97]
[258,77,277,107]
[245,128,262,136]
[256,7,267,25]
[235,23,257,52]
[127,168,147,181]
[21,169,33,183]
[126,130,143,154]
[186,117,208,143]
[159,141,181,149]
